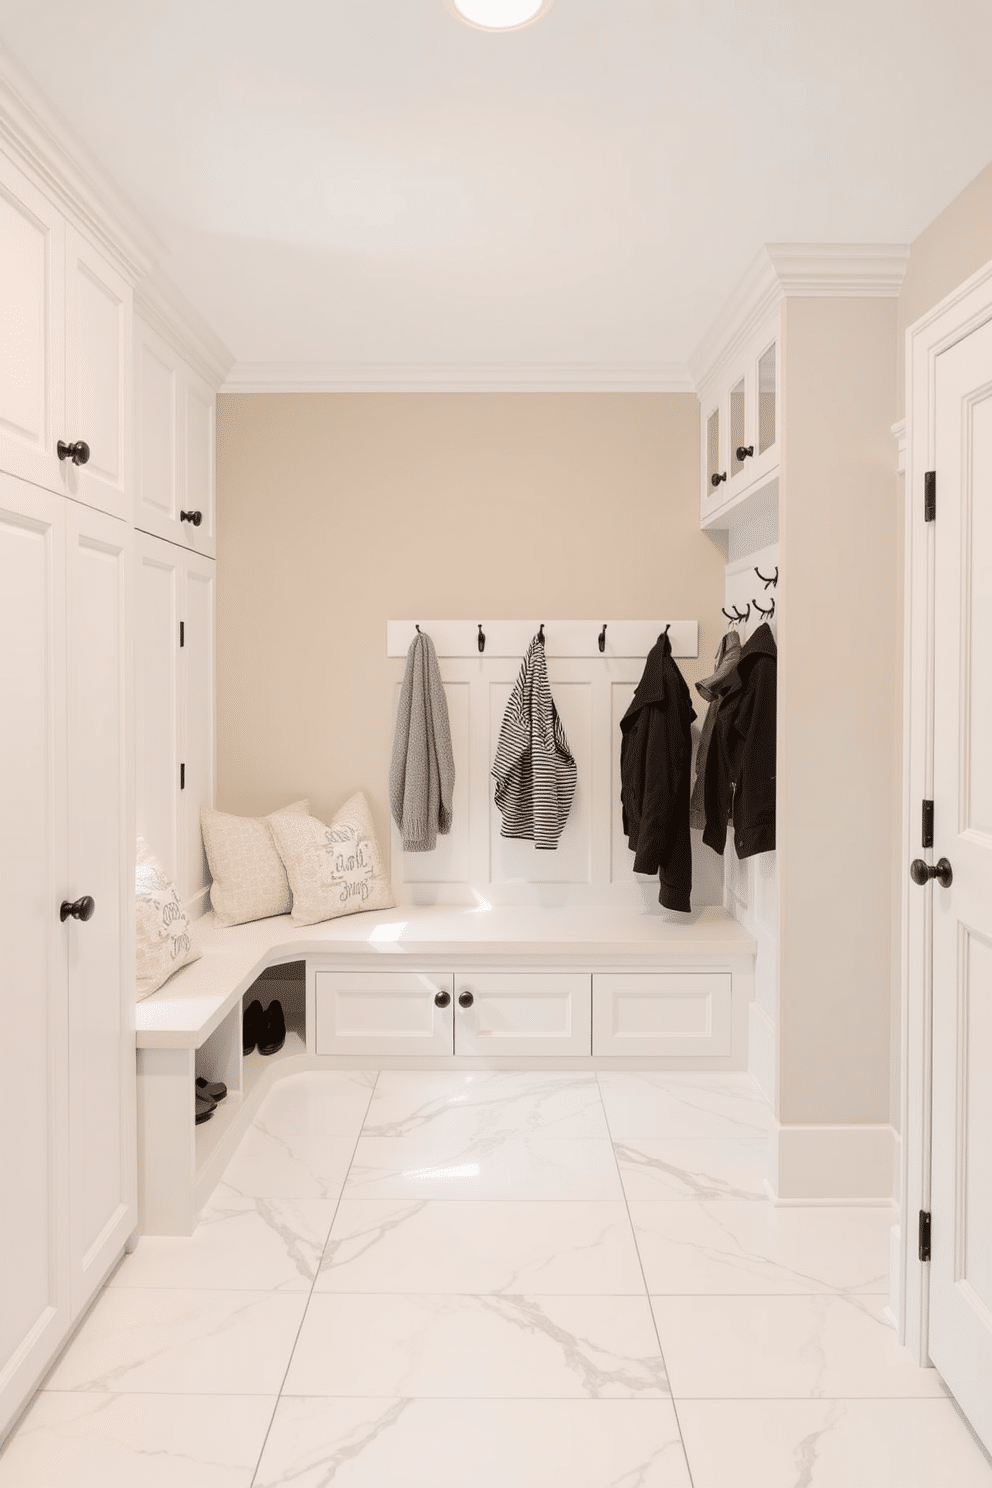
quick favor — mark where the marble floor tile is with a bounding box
[316,1198,646,1294]
[219,1130,358,1200]
[252,1396,693,1487]
[253,1069,377,1132]
[0,1392,276,1488]
[652,1293,951,1399]
[284,1292,669,1398]
[676,1398,992,1488]
[343,1133,623,1200]
[364,1069,609,1140]
[630,1199,894,1295]
[598,1071,775,1141]
[615,1136,769,1200]
[43,1288,307,1394]
[109,1189,336,1291]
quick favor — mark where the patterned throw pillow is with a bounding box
[135,837,202,1000]
[268,792,394,926]
[200,800,310,927]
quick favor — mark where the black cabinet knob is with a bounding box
[910,857,953,889]
[434,989,451,1008]
[711,471,727,487]
[736,445,754,461]
[180,510,203,526]
[60,895,95,923]
[458,989,474,1009]
[57,439,90,466]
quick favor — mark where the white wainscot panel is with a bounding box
[489,676,593,885]
[454,973,591,1056]
[393,678,470,886]
[592,972,732,1057]
[314,971,454,1056]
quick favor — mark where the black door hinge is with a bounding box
[924,471,936,522]
[922,799,934,849]
[919,1209,931,1263]
[180,762,185,791]
[179,621,185,648]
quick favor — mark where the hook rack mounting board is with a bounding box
[387,620,698,659]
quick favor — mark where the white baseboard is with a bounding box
[767,1122,897,1203]
[748,1001,777,1108]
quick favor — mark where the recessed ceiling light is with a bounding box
[448,0,554,32]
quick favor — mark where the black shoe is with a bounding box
[195,1093,216,1124]
[258,1000,286,1056]
[196,1076,227,1102]
[243,998,263,1054]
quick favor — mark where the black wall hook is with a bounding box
[415,623,422,634]
[755,566,779,589]
[537,623,545,645]
[598,624,607,653]
[478,623,486,653]
[753,598,776,619]
[721,605,750,626]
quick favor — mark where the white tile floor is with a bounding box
[2,1069,991,1487]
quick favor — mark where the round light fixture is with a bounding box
[448,0,554,32]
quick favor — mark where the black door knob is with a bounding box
[57,439,90,466]
[711,471,727,487]
[434,989,451,1008]
[180,510,203,526]
[458,989,474,1008]
[60,895,95,922]
[736,445,754,461]
[910,858,953,889]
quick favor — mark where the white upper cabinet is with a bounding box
[699,313,779,527]
[134,314,216,555]
[0,154,132,520]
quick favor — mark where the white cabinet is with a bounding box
[700,318,779,527]
[0,152,131,520]
[592,972,732,1057]
[133,314,216,555]
[0,472,135,1431]
[313,968,591,1057]
[135,531,215,912]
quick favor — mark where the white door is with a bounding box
[64,500,136,1314]
[0,474,70,1429]
[63,225,131,522]
[929,315,992,1452]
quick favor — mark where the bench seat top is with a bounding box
[135,903,756,1049]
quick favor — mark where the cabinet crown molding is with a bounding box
[135,269,234,392]
[222,360,696,394]
[691,242,910,396]
[0,38,163,284]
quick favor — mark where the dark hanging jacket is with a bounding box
[620,632,696,912]
[702,621,777,859]
[689,629,743,830]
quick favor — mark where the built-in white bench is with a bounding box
[135,903,756,1235]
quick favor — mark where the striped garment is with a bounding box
[492,635,576,850]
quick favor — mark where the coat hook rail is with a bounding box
[755,566,779,589]
[598,623,607,653]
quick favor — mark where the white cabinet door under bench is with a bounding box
[315,971,455,1056]
[592,972,733,1057]
[454,973,590,1056]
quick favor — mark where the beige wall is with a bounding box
[897,159,992,409]
[778,297,898,1125]
[215,392,721,864]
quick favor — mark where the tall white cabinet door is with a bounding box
[133,318,179,544]
[180,552,216,908]
[64,501,136,1314]
[182,369,216,556]
[135,532,181,882]
[0,155,65,493]
[64,226,131,522]
[0,474,70,1429]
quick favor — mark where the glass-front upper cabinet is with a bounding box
[699,316,779,525]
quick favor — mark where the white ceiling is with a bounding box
[1,0,991,384]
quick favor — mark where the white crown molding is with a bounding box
[222,361,695,394]
[690,242,911,395]
[0,39,164,283]
[134,269,234,391]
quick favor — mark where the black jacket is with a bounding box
[702,621,777,859]
[620,632,696,911]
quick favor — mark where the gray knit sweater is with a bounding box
[388,631,455,852]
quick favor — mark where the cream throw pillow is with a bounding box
[201,799,310,928]
[135,837,201,1000]
[268,792,394,926]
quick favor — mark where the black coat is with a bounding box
[620,632,696,912]
[702,621,777,859]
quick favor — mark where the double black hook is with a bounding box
[721,604,750,625]
[755,566,779,590]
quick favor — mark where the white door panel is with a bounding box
[592,971,733,1057]
[64,227,131,521]
[454,972,591,1056]
[314,971,455,1055]
[134,534,181,881]
[929,316,992,1452]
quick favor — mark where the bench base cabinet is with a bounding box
[592,972,733,1057]
[314,970,592,1057]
